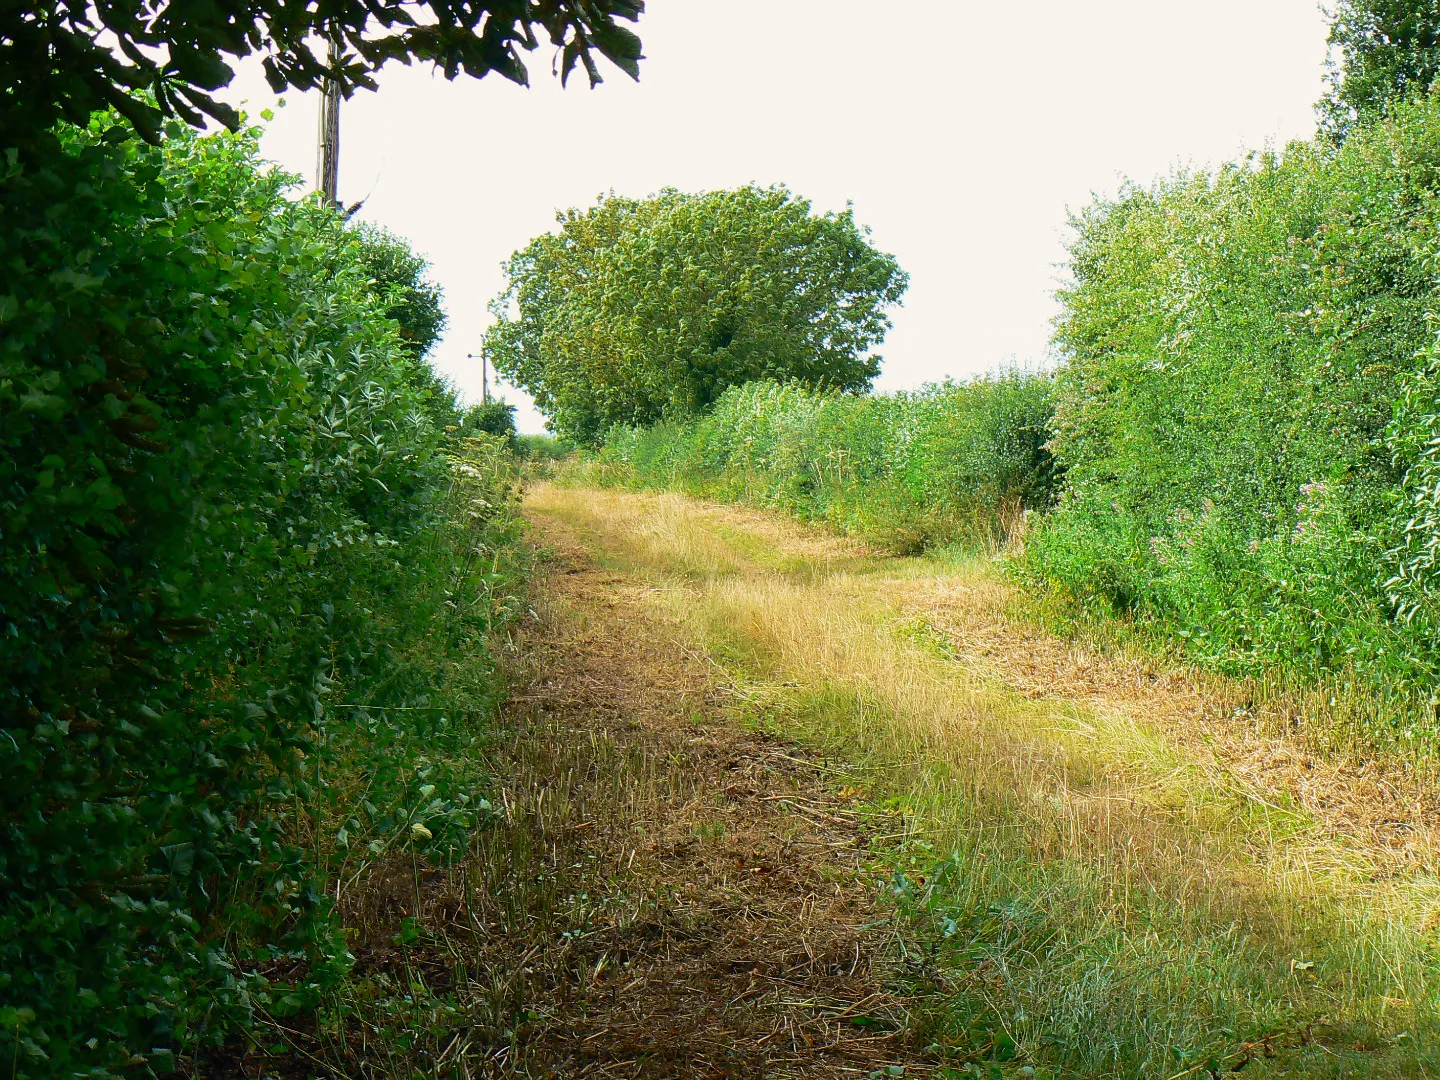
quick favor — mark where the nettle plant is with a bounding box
[0,118,521,1075]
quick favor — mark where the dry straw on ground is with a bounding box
[524,483,1440,1076]
[210,493,928,1078]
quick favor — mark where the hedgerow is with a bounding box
[1029,92,1440,697]
[0,118,523,1075]
[596,375,1057,552]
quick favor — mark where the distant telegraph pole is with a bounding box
[315,33,341,205]
[467,353,490,404]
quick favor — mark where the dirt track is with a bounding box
[458,501,927,1077]
[199,483,1440,1078]
[498,483,1440,1079]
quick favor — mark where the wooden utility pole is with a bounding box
[315,33,341,205]
[467,353,490,404]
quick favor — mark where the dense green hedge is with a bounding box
[1,119,522,1075]
[597,375,1057,552]
[1031,92,1440,694]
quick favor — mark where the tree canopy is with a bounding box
[1320,0,1440,140]
[0,0,644,146]
[351,223,465,424]
[354,223,448,360]
[484,186,908,444]
[460,399,520,449]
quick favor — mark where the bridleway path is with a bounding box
[488,480,1439,1078]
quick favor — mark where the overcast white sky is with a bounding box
[221,1,1332,433]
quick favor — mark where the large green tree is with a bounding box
[484,186,908,443]
[351,223,462,424]
[0,0,644,146]
[1320,0,1440,140]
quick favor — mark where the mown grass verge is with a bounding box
[574,375,1440,766]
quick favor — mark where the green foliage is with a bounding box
[597,374,1057,553]
[1030,92,1440,695]
[351,223,458,427]
[1321,1,1440,140]
[1,0,645,146]
[459,399,518,450]
[516,433,574,461]
[353,223,448,360]
[0,118,523,1075]
[485,186,908,444]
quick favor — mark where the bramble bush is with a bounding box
[0,117,523,1076]
[596,374,1057,553]
[1029,92,1440,696]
